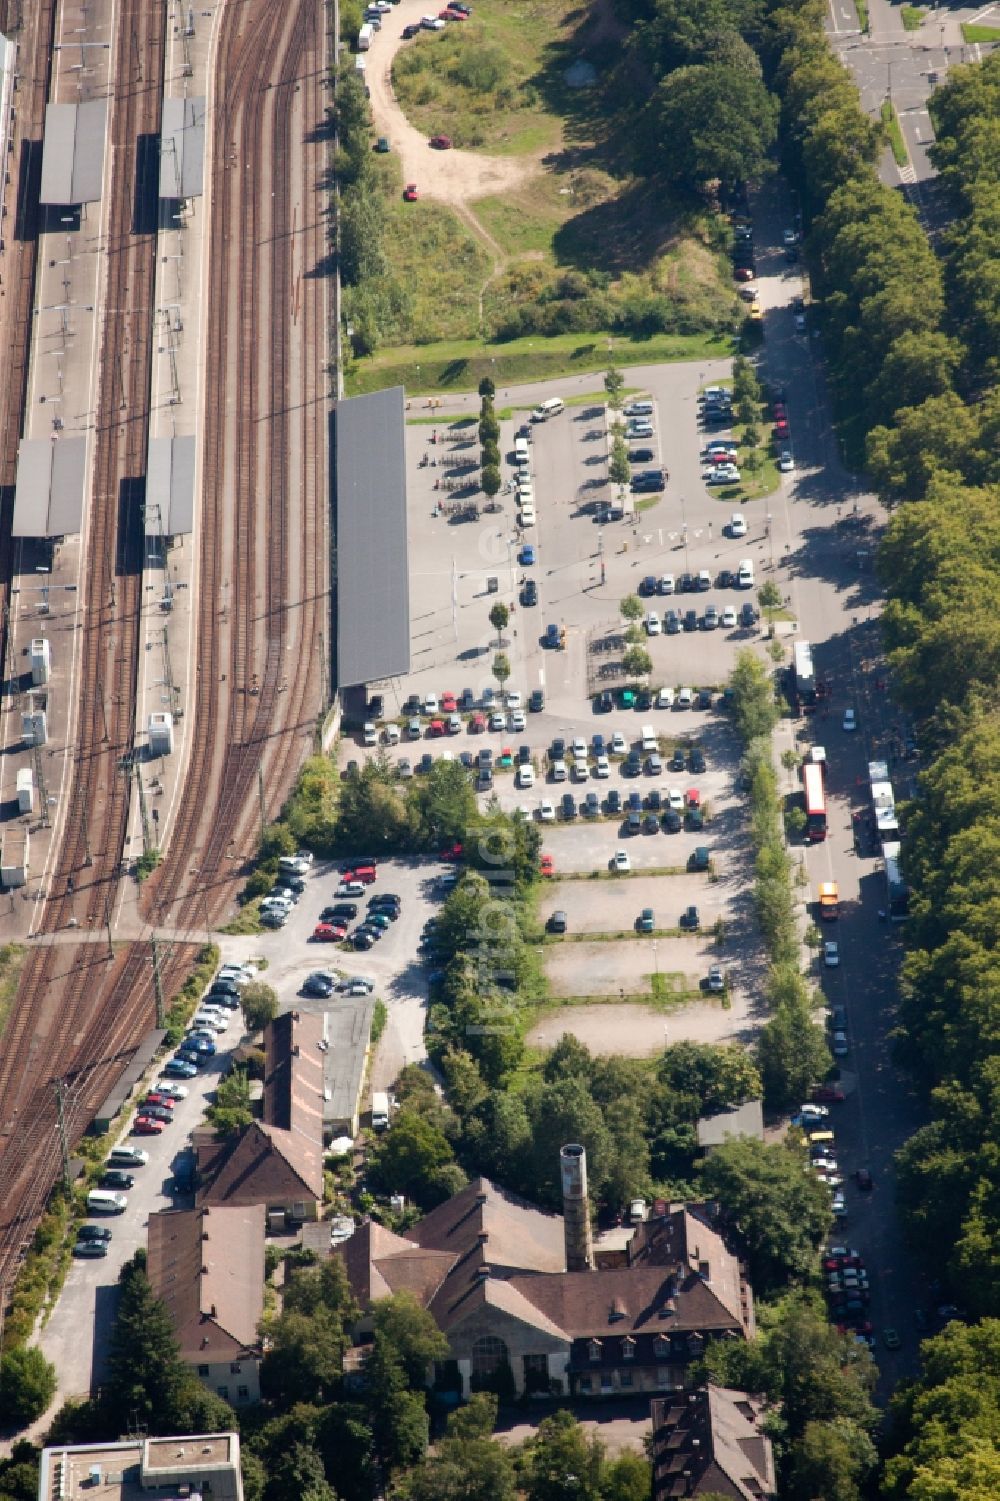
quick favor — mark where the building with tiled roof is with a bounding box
[335,1168,755,1400]
[651,1386,776,1500]
[147,1204,265,1405]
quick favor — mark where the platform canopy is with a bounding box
[39,100,107,204]
[159,97,205,198]
[333,387,410,690]
[12,436,87,536]
[146,435,195,536]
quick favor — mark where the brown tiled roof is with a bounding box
[409,1177,566,1273]
[340,1220,455,1307]
[627,1207,751,1334]
[147,1205,265,1363]
[263,1010,326,1142]
[651,1386,775,1501]
[197,1120,323,1207]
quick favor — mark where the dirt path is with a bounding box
[363,1,538,209]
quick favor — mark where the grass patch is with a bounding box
[855,0,869,29]
[391,0,570,157]
[2,1191,74,1348]
[554,865,689,881]
[346,329,732,396]
[881,99,909,166]
[960,21,1000,40]
[380,198,492,345]
[220,900,265,936]
[900,4,925,27]
[0,942,27,1038]
[635,494,663,514]
[543,927,686,944]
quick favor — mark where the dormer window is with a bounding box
[622,1337,636,1361]
[654,1334,671,1360]
[588,1339,602,1363]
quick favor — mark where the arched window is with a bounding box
[471,1335,510,1382]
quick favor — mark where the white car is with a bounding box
[824,941,840,968]
[667,787,684,812]
[677,687,694,709]
[832,1191,847,1216]
[832,1030,849,1056]
[704,464,741,485]
[721,606,737,628]
[627,420,654,439]
[779,449,794,473]
[729,512,748,538]
[813,1157,840,1175]
[155,1080,189,1100]
[611,850,631,873]
[423,693,439,714]
[551,759,567,781]
[646,612,661,636]
[516,764,534,788]
[595,755,610,778]
[538,799,556,822]
[782,227,797,246]
[509,710,526,732]
[519,504,537,528]
[704,443,739,461]
[611,732,628,756]
[421,13,446,26]
[507,691,523,709]
[660,574,675,594]
[843,709,857,732]
[656,687,674,709]
[798,1103,829,1122]
[571,737,587,762]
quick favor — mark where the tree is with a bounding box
[699,1139,831,1291]
[372,1294,449,1389]
[727,650,777,742]
[206,1066,253,1136]
[609,435,631,491]
[481,465,502,499]
[478,376,496,398]
[367,1341,429,1475]
[481,439,501,471]
[241,980,279,1033]
[599,1453,652,1501]
[604,366,625,410]
[368,1110,456,1205]
[408,760,478,849]
[657,1041,761,1113]
[267,1443,337,1501]
[106,1262,188,1429]
[621,646,652,680]
[0,1446,42,1501]
[524,1410,604,1501]
[787,1419,876,1501]
[492,652,511,691]
[649,64,778,190]
[489,601,509,647]
[0,1347,56,1428]
[757,580,782,611]
[619,593,643,624]
[339,187,388,285]
[756,964,830,1108]
[479,415,500,445]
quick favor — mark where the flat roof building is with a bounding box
[160,97,206,198]
[39,100,108,203]
[332,388,410,690]
[146,435,196,536]
[696,1100,764,1153]
[12,436,87,536]
[38,1435,243,1501]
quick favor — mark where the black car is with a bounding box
[717,569,735,589]
[624,753,642,777]
[646,789,662,811]
[516,423,532,443]
[631,469,666,493]
[739,602,758,628]
[517,744,531,765]
[100,1170,134,1191]
[206,988,239,1009]
[303,975,335,997]
[368,903,400,920]
[210,978,239,996]
[402,21,420,35]
[561,793,577,820]
[606,789,622,814]
[77,1224,113,1243]
[460,750,475,768]
[403,694,422,715]
[368,694,384,719]
[142,1103,174,1123]
[626,810,642,834]
[643,813,660,834]
[549,738,566,762]
[529,688,545,712]
[635,689,652,711]
[677,572,696,593]
[353,930,376,950]
[323,902,359,920]
[662,809,682,833]
[639,575,658,597]
[626,790,642,812]
[630,447,655,463]
[521,579,538,607]
[684,609,699,631]
[689,748,706,774]
[370,892,401,907]
[595,690,613,713]
[679,905,701,930]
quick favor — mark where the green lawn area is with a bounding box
[345,328,733,396]
[900,4,925,29]
[380,198,491,345]
[961,22,1000,41]
[391,0,571,156]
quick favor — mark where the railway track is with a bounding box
[0,0,328,1309]
[0,0,167,1297]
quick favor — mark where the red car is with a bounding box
[429,134,453,150]
[440,841,464,862]
[734,266,755,282]
[685,788,701,808]
[540,853,555,877]
[773,403,787,421]
[312,923,346,942]
[134,1116,164,1135]
[344,865,377,884]
[773,419,790,440]
[427,719,447,737]
[440,6,467,15]
[811,1085,845,1103]
[441,692,457,713]
[144,1093,176,1111]
[403,183,419,202]
[470,712,486,733]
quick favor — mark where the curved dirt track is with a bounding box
[363,0,538,206]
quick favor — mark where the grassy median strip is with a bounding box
[553,864,690,881]
[881,99,909,166]
[961,21,1000,40]
[542,926,686,943]
[901,5,925,28]
[345,329,732,397]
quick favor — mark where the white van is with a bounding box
[372,1091,391,1131]
[737,558,755,589]
[641,724,657,752]
[108,1145,149,1168]
[530,396,564,422]
[87,1189,127,1214]
[514,437,531,468]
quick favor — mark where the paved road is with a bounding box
[750,182,927,1394]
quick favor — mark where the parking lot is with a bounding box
[540,874,718,936]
